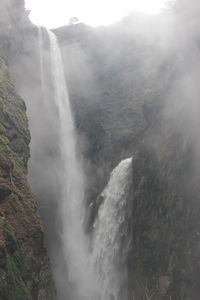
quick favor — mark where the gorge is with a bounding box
[1,0,200,300]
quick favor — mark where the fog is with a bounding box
[25,0,167,28]
[5,0,200,299]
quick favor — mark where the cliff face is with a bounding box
[127,8,200,300]
[0,1,56,299]
[56,11,200,300]
[127,101,199,300]
[0,57,55,300]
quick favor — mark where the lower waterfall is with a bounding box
[91,158,133,300]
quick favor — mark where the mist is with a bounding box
[4,0,200,299]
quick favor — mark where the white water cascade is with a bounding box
[91,157,133,300]
[38,27,133,300]
[39,29,95,299]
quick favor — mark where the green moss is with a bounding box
[0,58,8,82]
[0,134,9,145]
[0,146,13,172]
[6,254,32,300]
[0,57,30,147]
[13,248,28,279]
[4,221,17,246]
[0,123,6,134]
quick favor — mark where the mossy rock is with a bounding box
[0,53,55,299]
[6,254,32,300]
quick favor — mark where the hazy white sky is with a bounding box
[25,0,167,28]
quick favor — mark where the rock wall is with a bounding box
[0,1,56,299]
[0,57,55,300]
[56,10,200,300]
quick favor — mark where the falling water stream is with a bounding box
[91,158,133,300]
[46,29,94,299]
[38,28,133,300]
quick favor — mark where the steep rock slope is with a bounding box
[0,1,56,299]
[0,57,55,300]
[127,5,200,299]
[128,99,199,300]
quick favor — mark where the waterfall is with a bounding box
[38,28,93,299]
[91,158,133,300]
[37,27,133,300]
[46,29,91,299]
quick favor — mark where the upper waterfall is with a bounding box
[45,29,91,299]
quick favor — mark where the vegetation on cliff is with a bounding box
[0,54,55,300]
[0,1,56,299]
